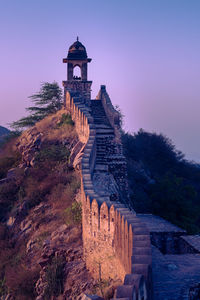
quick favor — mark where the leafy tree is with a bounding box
[122,129,184,177]
[122,129,200,234]
[149,173,199,233]
[11,82,63,130]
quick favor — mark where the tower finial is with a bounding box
[77,36,79,41]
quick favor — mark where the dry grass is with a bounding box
[34,109,77,143]
[35,110,65,132]
[5,265,39,300]
[46,123,76,143]
[0,108,83,299]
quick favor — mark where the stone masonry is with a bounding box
[63,40,153,300]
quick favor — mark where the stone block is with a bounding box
[115,285,136,299]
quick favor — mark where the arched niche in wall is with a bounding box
[73,65,81,79]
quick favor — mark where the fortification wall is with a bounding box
[65,90,153,300]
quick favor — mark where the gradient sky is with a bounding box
[0,0,200,162]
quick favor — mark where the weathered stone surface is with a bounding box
[64,78,153,299]
[152,245,200,299]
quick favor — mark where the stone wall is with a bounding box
[65,90,153,300]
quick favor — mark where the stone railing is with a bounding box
[65,91,153,300]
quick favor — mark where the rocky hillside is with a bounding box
[0,111,119,300]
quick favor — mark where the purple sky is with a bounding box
[0,0,200,162]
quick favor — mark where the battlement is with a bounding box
[65,89,153,300]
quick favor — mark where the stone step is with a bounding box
[123,273,142,286]
[132,247,151,255]
[115,285,136,299]
[131,254,152,264]
[133,239,151,248]
[133,227,149,235]
[131,263,150,278]
[94,164,108,171]
[96,157,106,161]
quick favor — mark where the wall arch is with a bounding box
[73,65,81,78]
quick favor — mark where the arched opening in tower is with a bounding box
[73,66,81,80]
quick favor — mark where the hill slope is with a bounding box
[0,126,9,137]
[0,112,117,300]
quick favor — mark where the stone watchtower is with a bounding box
[62,38,92,100]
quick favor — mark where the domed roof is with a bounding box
[67,38,88,60]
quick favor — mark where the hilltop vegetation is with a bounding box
[0,108,120,300]
[122,129,200,234]
[0,111,102,300]
[11,82,63,130]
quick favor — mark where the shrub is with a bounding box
[64,201,82,225]
[5,266,39,300]
[44,256,65,299]
[57,113,74,127]
[34,144,70,164]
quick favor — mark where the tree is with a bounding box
[149,173,199,233]
[11,82,63,130]
[122,129,200,234]
[122,129,184,176]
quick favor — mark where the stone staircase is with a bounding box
[65,90,153,300]
[91,100,115,172]
[91,99,113,127]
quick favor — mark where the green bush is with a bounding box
[34,144,70,164]
[65,201,82,225]
[44,257,65,299]
[57,113,74,127]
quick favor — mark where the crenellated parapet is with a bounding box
[65,90,153,300]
